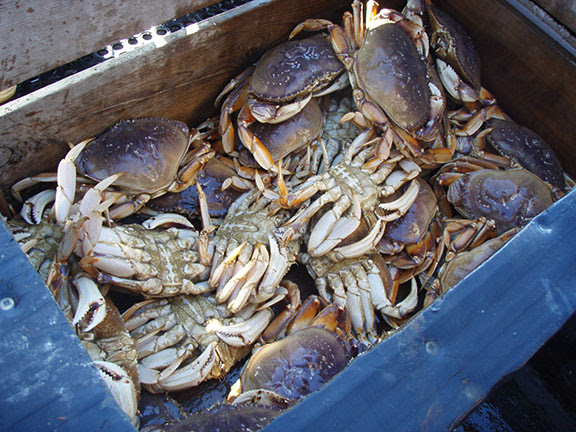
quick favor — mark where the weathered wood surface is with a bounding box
[0,0,222,89]
[436,0,576,180]
[0,0,355,190]
[533,0,576,33]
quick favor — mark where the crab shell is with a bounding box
[75,117,191,193]
[151,403,284,432]
[244,96,324,164]
[148,157,244,219]
[249,35,345,106]
[447,168,554,233]
[428,3,481,96]
[239,326,352,399]
[354,19,432,136]
[484,118,565,191]
[379,178,437,254]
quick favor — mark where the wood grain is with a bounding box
[0,0,222,89]
[0,0,353,189]
[533,0,576,33]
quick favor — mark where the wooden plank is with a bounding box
[533,0,576,33]
[0,0,222,89]
[436,0,576,179]
[0,0,355,190]
[0,222,136,431]
[263,190,576,432]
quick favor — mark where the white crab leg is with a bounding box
[142,213,195,229]
[374,276,419,320]
[436,59,479,103]
[338,270,364,336]
[210,241,245,289]
[20,189,56,225]
[142,341,218,392]
[206,309,272,347]
[307,194,355,256]
[55,139,91,225]
[93,360,138,424]
[227,244,270,312]
[72,274,106,332]
[353,264,377,342]
[216,248,259,306]
[258,236,293,299]
[136,325,186,359]
[379,179,420,221]
[331,218,386,260]
[230,388,291,407]
[250,93,312,124]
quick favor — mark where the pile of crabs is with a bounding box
[5,0,571,430]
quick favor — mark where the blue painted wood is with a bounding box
[263,190,576,432]
[0,222,136,431]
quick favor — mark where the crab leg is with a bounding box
[330,218,387,260]
[373,276,419,320]
[93,360,138,424]
[257,236,295,301]
[307,194,354,256]
[140,341,218,393]
[20,189,56,225]
[206,308,273,347]
[72,274,107,332]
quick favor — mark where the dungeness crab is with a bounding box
[216,35,347,169]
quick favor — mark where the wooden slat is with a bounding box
[436,0,576,179]
[0,0,222,89]
[533,0,576,33]
[0,0,355,190]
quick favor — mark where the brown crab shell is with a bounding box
[439,230,515,293]
[239,327,351,399]
[447,168,554,233]
[148,157,243,219]
[485,118,565,190]
[354,21,431,134]
[75,117,191,193]
[428,4,481,92]
[246,96,324,162]
[152,403,284,432]
[379,178,437,254]
[249,35,345,103]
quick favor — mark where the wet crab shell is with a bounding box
[428,3,481,93]
[379,178,437,254]
[245,96,324,163]
[149,403,284,432]
[148,157,244,219]
[75,117,191,193]
[484,118,565,191]
[249,35,345,103]
[239,327,351,399]
[354,19,431,134]
[447,168,554,233]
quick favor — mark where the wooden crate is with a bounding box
[0,0,574,430]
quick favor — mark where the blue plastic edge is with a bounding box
[263,189,576,431]
[0,221,136,432]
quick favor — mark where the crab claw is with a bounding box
[372,275,419,320]
[93,360,138,425]
[72,274,107,332]
[20,189,56,225]
[139,341,219,393]
[206,309,273,347]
